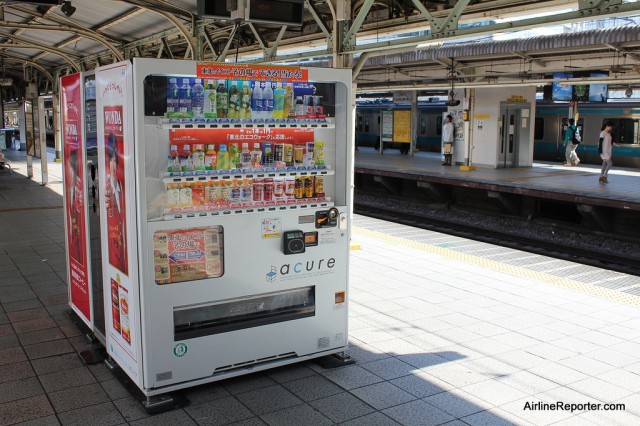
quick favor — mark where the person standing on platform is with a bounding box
[598,121,616,184]
[442,114,454,166]
[564,118,581,166]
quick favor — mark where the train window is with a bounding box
[534,117,544,140]
[357,115,362,132]
[603,118,638,144]
[419,114,426,134]
[436,116,442,136]
[365,117,370,133]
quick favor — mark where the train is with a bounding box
[355,99,640,168]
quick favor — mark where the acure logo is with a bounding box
[266,258,336,283]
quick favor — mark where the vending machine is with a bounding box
[95,59,353,400]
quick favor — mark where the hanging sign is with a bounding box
[197,63,308,82]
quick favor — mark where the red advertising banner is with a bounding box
[61,73,91,323]
[197,63,308,82]
[104,105,129,275]
[169,127,315,147]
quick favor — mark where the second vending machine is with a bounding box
[96,59,353,396]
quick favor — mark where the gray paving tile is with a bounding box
[461,379,528,406]
[12,316,57,334]
[7,307,51,323]
[309,392,375,423]
[461,408,535,426]
[100,378,130,400]
[0,324,13,337]
[267,363,316,383]
[130,409,197,426]
[39,366,96,393]
[424,389,492,418]
[235,384,302,415]
[0,360,35,384]
[113,397,151,422]
[389,371,454,398]
[48,383,110,413]
[321,364,384,390]
[31,353,84,375]
[260,403,333,426]
[0,395,55,425]
[0,333,19,350]
[185,396,254,425]
[0,377,44,404]
[18,327,66,346]
[567,377,634,402]
[0,346,27,365]
[180,382,231,405]
[222,373,278,395]
[281,374,344,402]
[383,399,454,426]
[14,415,61,425]
[57,401,126,426]
[339,412,402,426]
[228,418,267,426]
[359,357,416,380]
[351,382,417,410]
[2,299,44,313]
[23,338,74,359]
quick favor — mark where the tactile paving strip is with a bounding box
[352,218,640,307]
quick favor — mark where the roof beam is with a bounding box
[513,51,546,67]
[0,43,79,72]
[604,43,640,63]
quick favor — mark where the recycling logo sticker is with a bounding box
[173,343,188,358]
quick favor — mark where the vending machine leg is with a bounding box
[142,394,179,415]
[315,351,355,369]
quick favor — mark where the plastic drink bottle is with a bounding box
[228,82,239,119]
[192,79,205,118]
[203,80,217,119]
[273,82,285,119]
[178,78,192,115]
[241,179,253,202]
[205,144,217,170]
[167,183,180,207]
[251,143,262,167]
[230,179,241,202]
[219,180,230,202]
[295,96,305,118]
[229,143,240,169]
[263,81,274,120]
[180,182,193,207]
[284,84,294,118]
[166,78,178,115]
[240,143,252,168]
[168,144,179,171]
[181,144,193,171]
[192,181,205,206]
[217,144,230,170]
[240,83,252,119]
[216,80,228,118]
[193,144,205,170]
[251,82,263,121]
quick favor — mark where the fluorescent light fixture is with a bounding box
[558,77,640,85]
[416,41,442,49]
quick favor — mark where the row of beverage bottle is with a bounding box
[167,141,325,172]
[166,175,326,208]
[166,78,323,120]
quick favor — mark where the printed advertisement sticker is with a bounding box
[61,73,91,324]
[261,218,282,239]
[197,63,308,82]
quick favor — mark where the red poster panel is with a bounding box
[169,127,315,147]
[104,106,129,276]
[61,73,91,323]
[197,63,308,82]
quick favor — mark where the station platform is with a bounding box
[355,148,640,211]
[2,153,640,425]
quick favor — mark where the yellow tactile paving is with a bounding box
[353,225,640,308]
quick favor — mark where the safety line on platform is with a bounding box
[352,225,640,308]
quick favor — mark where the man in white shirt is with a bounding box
[442,114,454,166]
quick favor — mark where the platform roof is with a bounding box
[0,1,640,96]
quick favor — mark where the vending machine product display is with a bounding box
[95,59,352,398]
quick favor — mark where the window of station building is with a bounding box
[603,118,638,144]
[534,117,544,140]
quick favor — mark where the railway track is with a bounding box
[355,193,640,277]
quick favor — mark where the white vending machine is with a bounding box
[95,59,353,402]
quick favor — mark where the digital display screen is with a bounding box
[589,73,608,102]
[248,0,304,26]
[552,72,573,101]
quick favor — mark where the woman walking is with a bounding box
[598,121,615,184]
